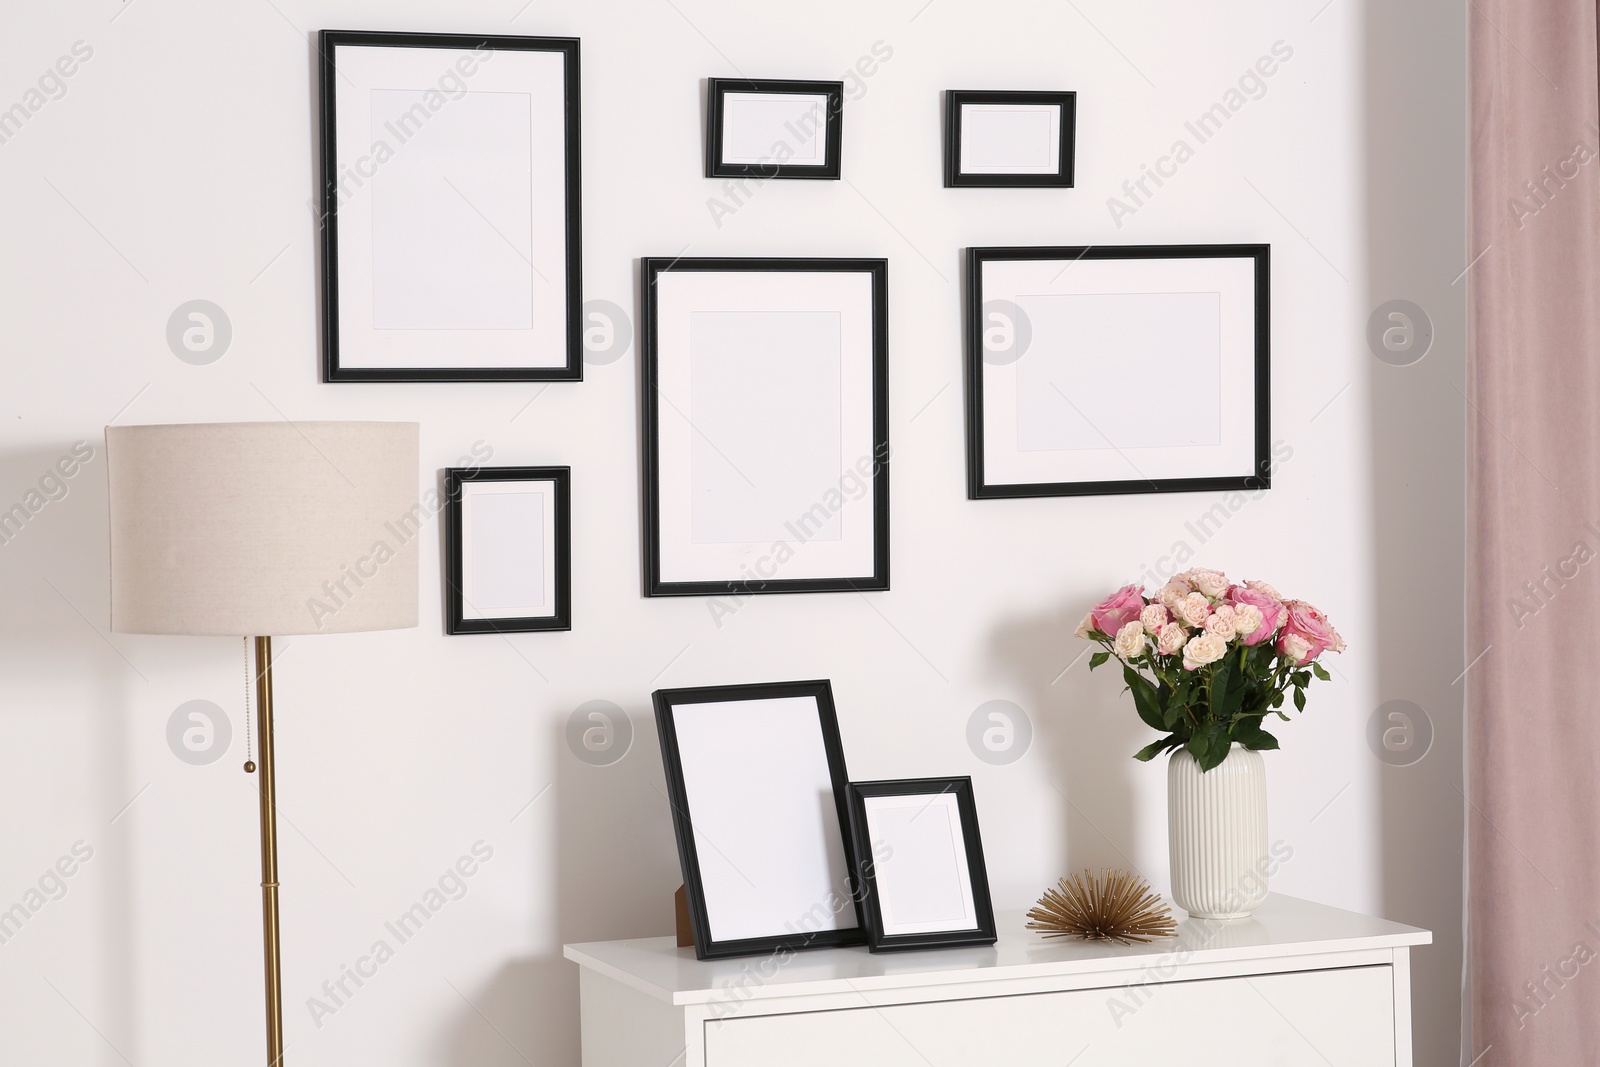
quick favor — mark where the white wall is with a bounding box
[0,0,1465,1064]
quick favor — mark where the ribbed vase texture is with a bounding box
[1168,746,1269,919]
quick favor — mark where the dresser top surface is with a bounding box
[563,893,1430,1006]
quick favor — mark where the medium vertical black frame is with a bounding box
[640,256,890,597]
[706,78,845,180]
[944,90,1076,188]
[444,465,571,634]
[318,30,583,382]
[965,244,1271,499]
[654,680,866,960]
[846,776,997,952]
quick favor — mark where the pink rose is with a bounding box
[1091,584,1146,635]
[1140,603,1170,632]
[1246,579,1282,600]
[1226,586,1285,646]
[1277,600,1341,664]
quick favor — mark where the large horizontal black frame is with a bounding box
[847,776,996,952]
[640,256,890,597]
[444,465,571,634]
[944,90,1076,188]
[654,680,865,960]
[318,30,583,382]
[966,244,1271,499]
[706,78,845,180]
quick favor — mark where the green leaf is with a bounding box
[1197,722,1232,771]
[1162,698,1189,730]
[1187,731,1210,762]
[1246,726,1280,750]
[1311,662,1331,682]
[1211,659,1248,720]
[1089,651,1110,670]
[1293,686,1307,712]
[1124,666,1166,731]
[1231,719,1280,751]
[1291,671,1311,688]
[1133,736,1175,762]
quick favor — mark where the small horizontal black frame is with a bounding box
[318,30,583,382]
[654,680,865,960]
[444,465,571,634]
[706,78,845,180]
[847,776,996,952]
[640,256,890,597]
[965,244,1271,499]
[944,90,1076,188]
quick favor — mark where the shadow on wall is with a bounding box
[0,443,141,1061]
[438,701,678,1067]
[989,600,1150,877]
[1362,0,1468,1062]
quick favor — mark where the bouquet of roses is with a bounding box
[1077,568,1345,770]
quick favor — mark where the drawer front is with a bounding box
[705,965,1394,1067]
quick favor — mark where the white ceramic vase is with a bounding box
[1167,745,1269,919]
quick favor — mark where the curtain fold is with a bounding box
[1468,1,1600,1062]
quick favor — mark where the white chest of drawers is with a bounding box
[565,893,1430,1067]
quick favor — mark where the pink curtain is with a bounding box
[1469,0,1600,1061]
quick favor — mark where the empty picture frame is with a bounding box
[318,31,582,381]
[654,680,864,960]
[967,244,1271,498]
[706,78,844,179]
[641,257,889,597]
[944,91,1076,187]
[847,777,996,951]
[445,466,570,633]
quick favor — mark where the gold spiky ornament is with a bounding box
[1026,869,1178,944]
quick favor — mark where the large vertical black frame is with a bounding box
[318,30,583,382]
[640,257,890,597]
[654,680,866,960]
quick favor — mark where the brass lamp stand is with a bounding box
[104,420,420,1067]
[253,636,285,1066]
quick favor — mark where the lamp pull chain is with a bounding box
[243,636,257,774]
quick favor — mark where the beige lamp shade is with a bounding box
[106,421,420,636]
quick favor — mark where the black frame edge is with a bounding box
[445,465,572,634]
[653,679,865,960]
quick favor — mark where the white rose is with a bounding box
[1113,621,1147,660]
[1234,604,1265,639]
[1204,613,1237,642]
[1074,612,1096,640]
[1280,632,1313,665]
[1140,604,1170,632]
[1191,570,1231,598]
[1158,580,1193,610]
[1156,622,1187,655]
[1182,632,1228,670]
[1178,592,1212,628]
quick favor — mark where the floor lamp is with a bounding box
[106,421,419,1066]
